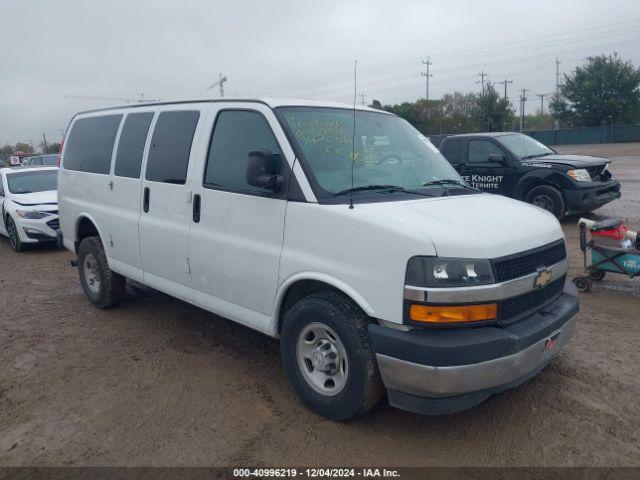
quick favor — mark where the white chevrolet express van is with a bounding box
[58,99,578,420]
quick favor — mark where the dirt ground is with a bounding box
[1,143,639,467]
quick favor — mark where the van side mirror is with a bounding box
[488,153,507,164]
[246,149,284,192]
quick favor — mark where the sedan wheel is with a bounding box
[5,217,23,252]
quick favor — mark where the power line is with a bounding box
[244,19,640,97]
[279,37,640,101]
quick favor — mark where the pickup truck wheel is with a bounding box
[525,185,565,220]
[77,236,125,309]
[280,292,382,421]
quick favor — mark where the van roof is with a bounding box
[74,98,393,115]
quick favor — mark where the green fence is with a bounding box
[525,124,640,145]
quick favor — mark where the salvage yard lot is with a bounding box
[1,144,639,467]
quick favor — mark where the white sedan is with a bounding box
[0,166,59,252]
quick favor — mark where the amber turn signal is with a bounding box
[409,303,498,324]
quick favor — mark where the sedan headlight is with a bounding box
[16,210,50,219]
[567,169,591,182]
[406,257,495,287]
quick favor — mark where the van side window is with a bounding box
[441,139,462,165]
[146,111,200,184]
[204,110,281,194]
[468,140,504,163]
[63,115,122,174]
[114,112,154,178]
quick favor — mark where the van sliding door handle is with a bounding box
[143,187,150,213]
[193,194,201,223]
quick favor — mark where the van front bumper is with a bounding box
[369,280,579,415]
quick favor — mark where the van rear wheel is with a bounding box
[77,236,125,309]
[280,292,382,421]
[525,185,565,220]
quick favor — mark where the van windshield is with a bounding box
[278,107,462,199]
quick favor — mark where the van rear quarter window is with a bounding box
[145,111,200,184]
[114,112,154,178]
[63,115,122,173]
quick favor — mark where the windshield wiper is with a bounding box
[421,179,479,192]
[335,184,408,196]
[522,152,553,160]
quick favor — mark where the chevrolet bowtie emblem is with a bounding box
[534,268,552,289]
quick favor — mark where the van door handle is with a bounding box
[143,187,150,213]
[193,194,201,223]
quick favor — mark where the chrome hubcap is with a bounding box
[296,322,348,396]
[83,253,102,294]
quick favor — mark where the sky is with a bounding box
[1,0,640,148]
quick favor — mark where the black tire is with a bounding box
[590,270,606,281]
[525,185,566,220]
[5,216,24,252]
[77,236,125,308]
[573,276,592,292]
[280,291,383,421]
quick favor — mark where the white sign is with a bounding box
[9,156,20,166]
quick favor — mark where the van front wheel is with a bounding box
[280,292,382,421]
[77,236,125,309]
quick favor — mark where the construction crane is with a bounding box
[64,92,160,103]
[206,74,227,97]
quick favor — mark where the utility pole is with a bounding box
[554,57,562,130]
[359,93,367,106]
[519,89,528,132]
[555,58,562,97]
[536,93,548,115]
[42,133,49,154]
[498,78,513,100]
[476,70,488,95]
[206,73,228,98]
[421,57,433,119]
[420,58,433,101]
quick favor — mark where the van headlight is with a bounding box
[406,257,495,287]
[16,210,50,219]
[567,169,591,182]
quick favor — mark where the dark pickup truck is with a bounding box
[437,132,621,219]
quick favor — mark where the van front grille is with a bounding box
[492,241,567,283]
[498,276,565,323]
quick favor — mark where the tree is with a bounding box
[48,142,61,154]
[474,82,516,132]
[13,143,34,154]
[39,141,61,154]
[550,54,640,126]
[0,144,13,155]
[383,86,515,135]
